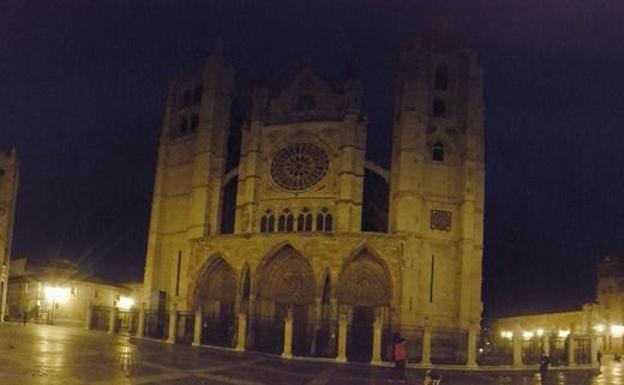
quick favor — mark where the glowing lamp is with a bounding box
[118,296,135,310]
[557,329,571,338]
[536,328,544,337]
[500,331,513,339]
[522,331,534,340]
[611,324,624,338]
[594,324,605,333]
[44,286,70,303]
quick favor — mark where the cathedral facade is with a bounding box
[142,40,485,365]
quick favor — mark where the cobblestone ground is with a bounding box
[0,323,609,384]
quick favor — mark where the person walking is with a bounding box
[393,334,408,381]
[539,351,550,383]
[22,310,28,326]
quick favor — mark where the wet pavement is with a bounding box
[0,323,612,384]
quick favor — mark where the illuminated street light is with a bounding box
[611,324,624,338]
[536,328,544,337]
[557,329,571,338]
[522,331,533,340]
[117,296,135,310]
[44,286,70,324]
[594,324,605,333]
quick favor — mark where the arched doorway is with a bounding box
[195,256,237,347]
[337,250,392,362]
[253,245,316,356]
[314,272,333,357]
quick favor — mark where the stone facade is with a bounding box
[0,150,19,322]
[143,40,485,364]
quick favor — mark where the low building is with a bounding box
[6,258,142,327]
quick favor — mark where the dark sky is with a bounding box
[1,0,623,320]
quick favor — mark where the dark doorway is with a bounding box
[348,306,374,362]
[292,304,309,356]
[202,301,235,347]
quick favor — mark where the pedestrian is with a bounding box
[598,350,602,366]
[423,369,442,384]
[539,351,550,383]
[393,333,408,381]
[22,310,28,326]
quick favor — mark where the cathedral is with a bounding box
[142,38,485,365]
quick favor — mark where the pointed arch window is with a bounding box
[278,214,286,232]
[432,142,445,162]
[316,207,333,232]
[433,99,446,117]
[261,210,275,233]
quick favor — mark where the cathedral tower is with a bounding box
[0,150,19,322]
[389,39,485,330]
[143,50,234,310]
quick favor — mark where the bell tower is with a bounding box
[389,39,485,328]
[143,49,234,310]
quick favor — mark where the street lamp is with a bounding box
[44,286,70,324]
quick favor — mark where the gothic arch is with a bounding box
[255,244,316,305]
[193,254,237,309]
[337,247,392,307]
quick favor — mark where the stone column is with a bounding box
[542,333,550,356]
[567,333,576,367]
[137,303,145,337]
[371,314,383,365]
[192,307,202,346]
[466,326,478,367]
[591,333,599,367]
[282,309,293,359]
[108,307,118,334]
[85,302,93,330]
[513,333,523,367]
[336,313,348,363]
[166,304,177,344]
[422,325,432,366]
[235,313,247,352]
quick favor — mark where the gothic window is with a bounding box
[296,95,315,111]
[286,213,294,232]
[316,207,333,232]
[190,114,199,131]
[297,208,313,232]
[297,214,305,232]
[432,142,444,162]
[267,215,275,232]
[193,87,203,104]
[260,210,274,233]
[435,65,449,90]
[324,214,333,231]
[304,211,313,231]
[430,210,452,231]
[433,99,446,117]
[278,214,286,232]
[270,143,329,191]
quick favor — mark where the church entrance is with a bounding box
[337,249,392,363]
[348,306,375,362]
[195,256,237,347]
[253,245,315,356]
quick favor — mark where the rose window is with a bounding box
[270,143,329,191]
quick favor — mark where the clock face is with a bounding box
[270,143,329,192]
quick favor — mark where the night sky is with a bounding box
[1,1,623,321]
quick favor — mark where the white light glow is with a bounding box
[44,286,70,303]
[594,324,605,333]
[536,328,544,337]
[522,331,534,340]
[558,329,571,338]
[500,331,513,339]
[118,296,135,310]
[611,324,624,338]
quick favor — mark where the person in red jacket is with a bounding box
[393,334,408,381]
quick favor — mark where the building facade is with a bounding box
[0,150,19,322]
[7,258,139,328]
[143,40,485,364]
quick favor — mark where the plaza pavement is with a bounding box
[0,323,609,384]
